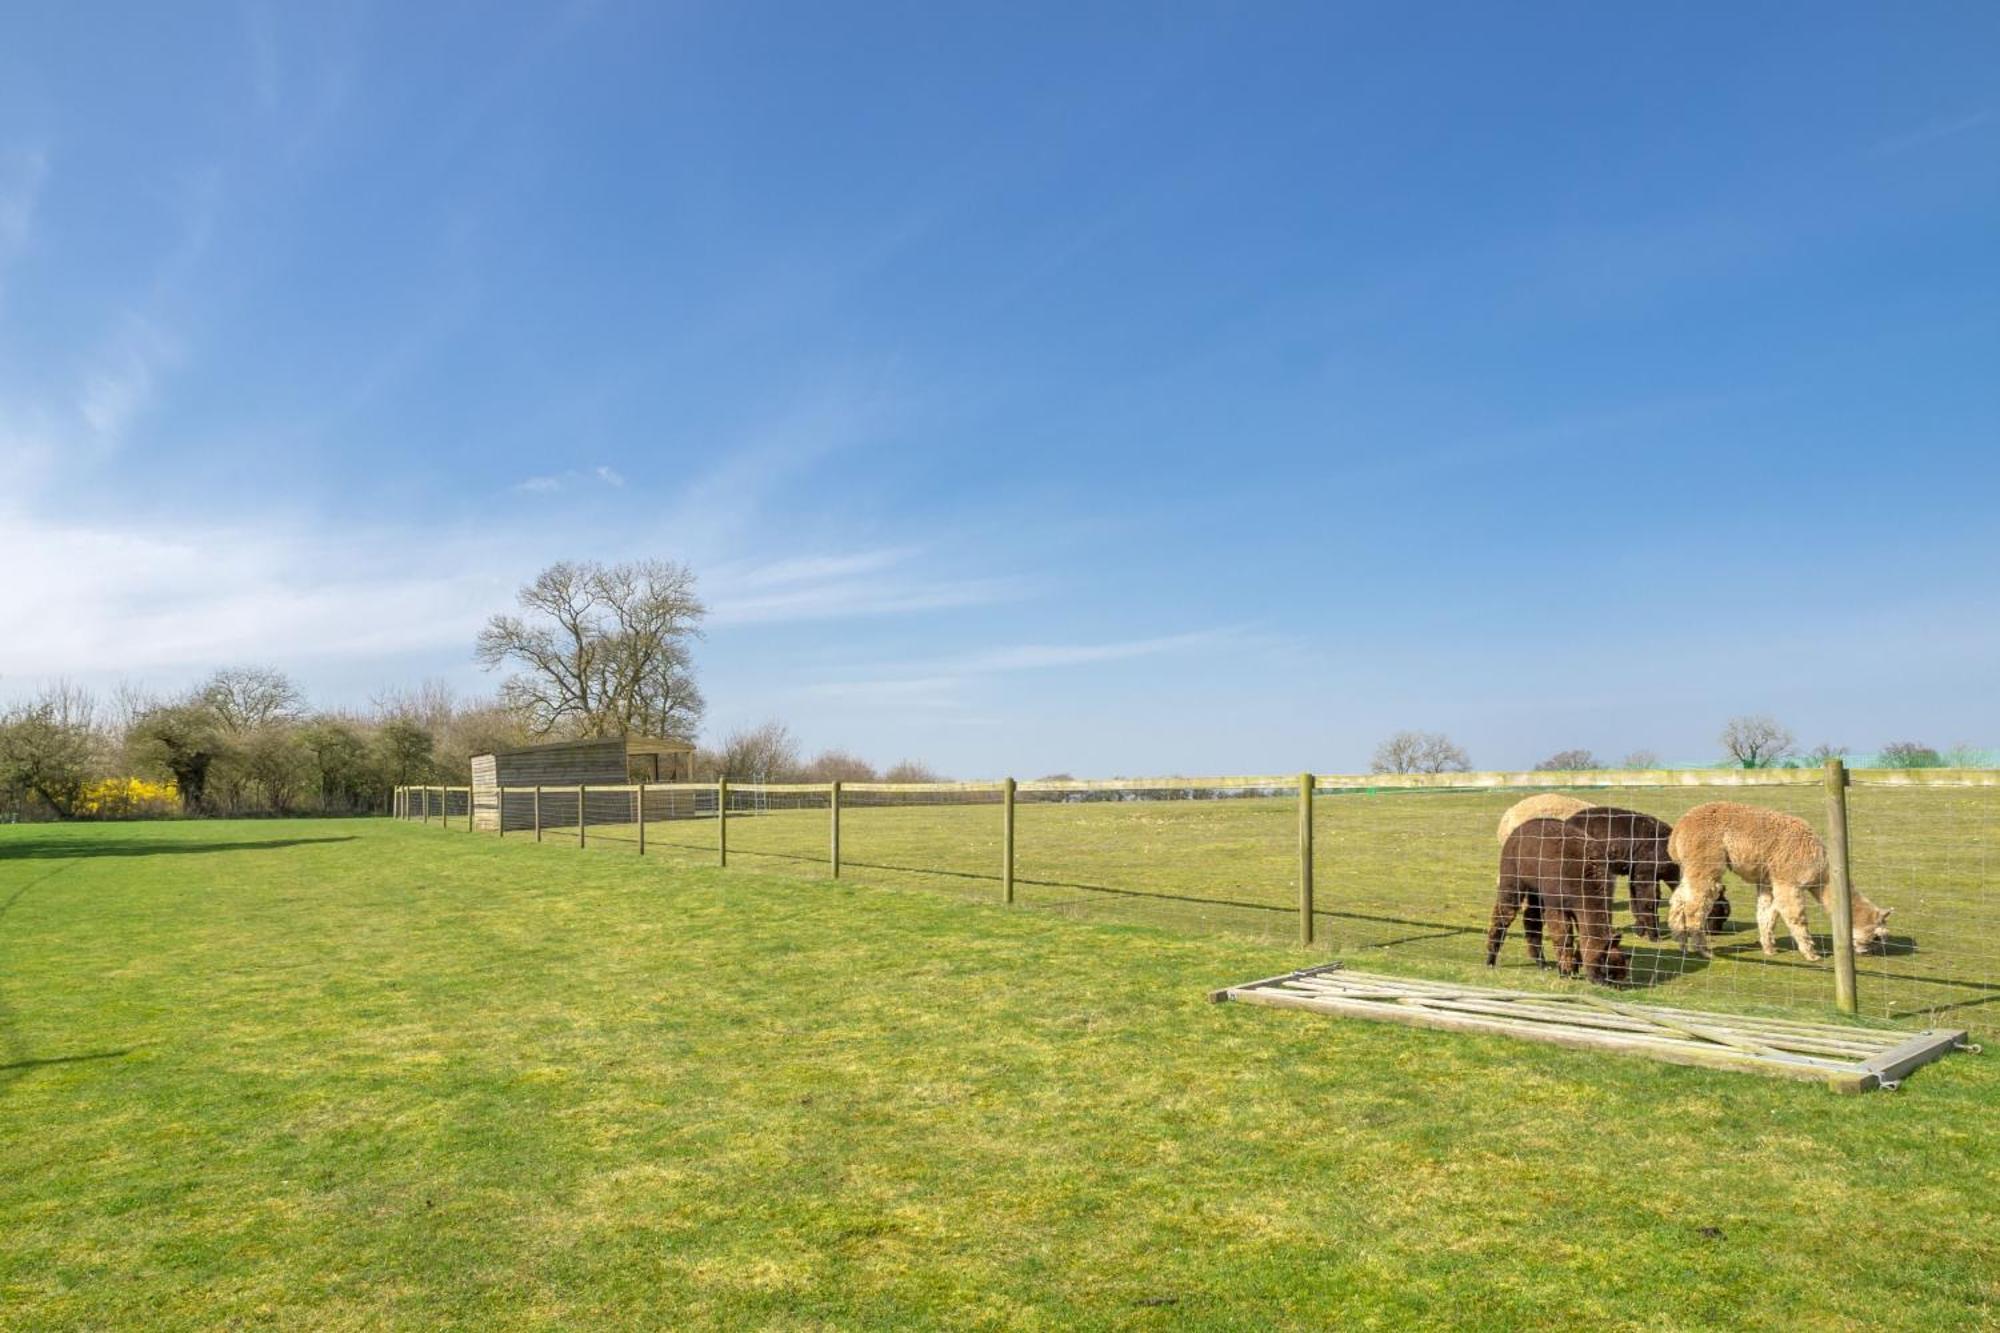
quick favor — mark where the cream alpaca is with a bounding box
[1664,801,1896,960]
[1495,793,1595,846]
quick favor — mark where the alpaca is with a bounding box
[1486,818,1629,984]
[1560,805,1703,942]
[1664,801,1896,960]
[1495,793,1595,846]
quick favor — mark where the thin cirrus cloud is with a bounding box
[801,627,1252,705]
[705,547,1027,626]
[514,465,626,493]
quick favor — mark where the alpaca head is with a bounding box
[1851,900,1896,954]
[1705,889,1731,935]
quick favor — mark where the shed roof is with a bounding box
[484,735,694,760]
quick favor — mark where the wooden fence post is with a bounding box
[533,786,542,842]
[1299,771,1315,946]
[578,784,587,849]
[1825,757,1859,1014]
[829,780,842,878]
[465,787,475,832]
[637,783,647,855]
[718,779,730,867]
[423,786,430,824]
[497,785,506,838]
[1002,777,1016,904]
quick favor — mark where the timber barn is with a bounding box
[470,736,696,831]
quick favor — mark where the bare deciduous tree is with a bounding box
[882,759,944,783]
[799,749,879,783]
[201,667,305,733]
[1877,741,1941,769]
[1533,749,1599,772]
[1370,731,1470,775]
[701,721,800,782]
[1620,749,1660,770]
[1805,743,1848,765]
[478,560,706,740]
[1720,715,1795,769]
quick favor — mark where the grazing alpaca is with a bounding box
[1560,805,1711,942]
[1496,793,1595,846]
[1486,818,1629,985]
[1665,801,1896,960]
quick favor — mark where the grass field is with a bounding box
[558,780,2000,1030]
[4,819,1996,1329]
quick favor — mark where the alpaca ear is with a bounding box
[1879,907,1895,921]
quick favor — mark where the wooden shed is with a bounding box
[471,736,696,831]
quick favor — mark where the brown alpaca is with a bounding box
[1664,801,1896,960]
[1486,818,1629,985]
[1495,793,1595,846]
[1560,805,1701,942]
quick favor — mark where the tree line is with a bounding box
[1366,718,1992,776]
[0,675,947,822]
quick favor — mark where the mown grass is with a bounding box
[3,819,1995,1329]
[577,781,2000,1030]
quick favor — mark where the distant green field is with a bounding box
[2,820,1995,1328]
[565,781,2000,1030]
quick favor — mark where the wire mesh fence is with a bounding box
[1014,777,1301,942]
[394,764,2000,1031]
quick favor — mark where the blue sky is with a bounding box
[2,3,1996,775]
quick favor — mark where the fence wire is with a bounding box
[1015,778,1299,941]
[839,783,1005,900]
[1848,777,2000,1029]
[395,769,2000,1031]
[1314,777,1844,1022]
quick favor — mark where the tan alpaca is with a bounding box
[1496,793,1595,846]
[1664,801,1895,960]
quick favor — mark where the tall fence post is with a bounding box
[1002,777,1016,904]
[1299,771,1316,946]
[637,783,647,855]
[1825,757,1859,1014]
[829,780,842,878]
[465,787,475,832]
[533,786,542,842]
[578,784,587,849]
[423,786,430,824]
[718,779,730,867]
[497,785,506,838]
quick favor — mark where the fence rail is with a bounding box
[394,762,2000,1032]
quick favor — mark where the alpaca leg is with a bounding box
[1631,871,1661,941]
[1486,881,1524,966]
[1522,889,1546,966]
[1755,888,1779,956]
[1773,881,1821,960]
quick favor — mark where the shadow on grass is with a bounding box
[1,1049,134,1074]
[0,835,356,861]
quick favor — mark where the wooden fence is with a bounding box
[396,762,2000,1024]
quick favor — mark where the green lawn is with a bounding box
[567,780,2000,1030]
[3,820,1995,1329]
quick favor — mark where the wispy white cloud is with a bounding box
[705,547,1027,625]
[0,504,513,686]
[0,144,50,308]
[1872,109,1993,157]
[77,314,178,442]
[512,465,628,494]
[801,627,1250,705]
